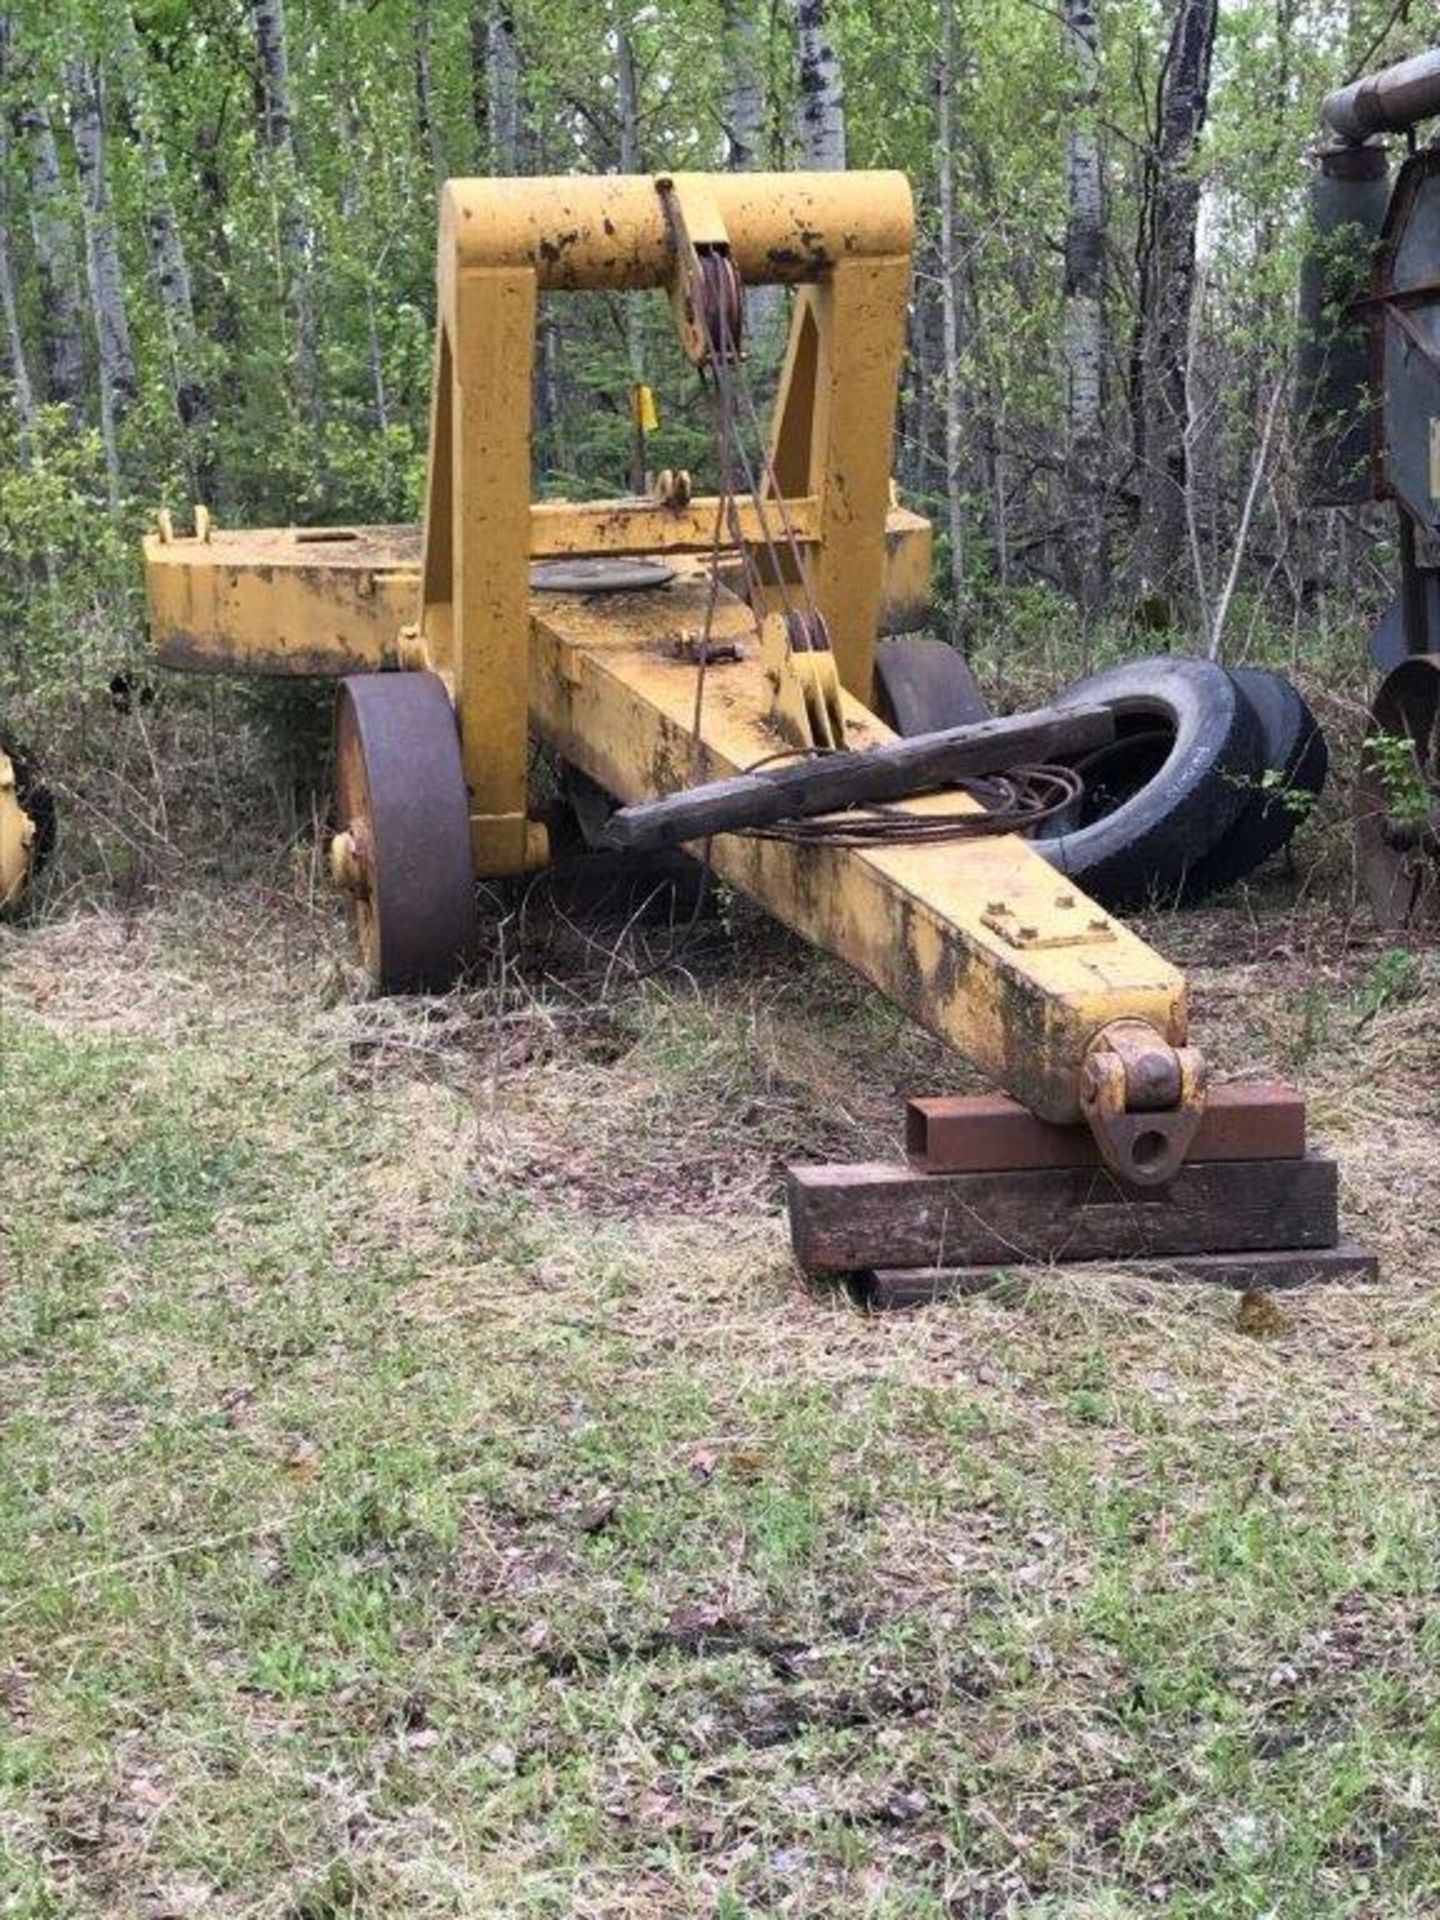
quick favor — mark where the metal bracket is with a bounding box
[1079,1018,1207,1188]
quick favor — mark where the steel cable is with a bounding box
[657,188,1087,855]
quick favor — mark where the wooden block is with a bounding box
[601,702,1115,851]
[905,1081,1306,1174]
[862,1239,1379,1309]
[787,1152,1339,1276]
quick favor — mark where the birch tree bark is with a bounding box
[935,0,966,638]
[10,43,86,416]
[0,14,35,449]
[114,12,209,455]
[67,57,137,500]
[1061,0,1105,617]
[722,0,782,343]
[249,0,315,415]
[486,0,521,172]
[723,0,763,171]
[414,0,447,186]
[788,0,845,170]
[616,17,648,491]
[0,184,38,456]
[1132,0,1218,613]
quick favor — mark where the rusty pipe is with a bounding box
[1323,48,1440,143]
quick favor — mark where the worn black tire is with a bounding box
[1179,669,1327,899]
[1034,657,1264,907]
[872,636,989,736]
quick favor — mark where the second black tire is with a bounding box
[1034,657,1264,907]
[1179,667,1327,898]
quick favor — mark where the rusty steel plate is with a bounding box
[872,634,989,736]
[530,558,677,594]
[905,1083,1306,1175]
[333,672,478,993]
[1355,652,1440,928]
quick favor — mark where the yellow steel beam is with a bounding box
[441,170,914,288]
[767,264,910,698]
[142,525,420,675]
[527,573,1187,1124]
[531,495,820,555]
[144,505,929,677]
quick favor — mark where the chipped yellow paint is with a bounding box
[139,168,1196,1121]
[526,574,1187,1123]
[0,750,36,912]
[142,505,929,680]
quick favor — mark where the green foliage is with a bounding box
[1353,945,1422,1024]
[1363,730,1435,833]
[0,406,139,693]
[0,0,1419,716]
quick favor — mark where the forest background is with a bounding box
[0,0,1429,729]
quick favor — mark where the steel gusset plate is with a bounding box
[1355,652,1440,928]
[333,671,478,992]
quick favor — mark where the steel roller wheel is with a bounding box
[1355,652,1440,929]
[331,672,478,992]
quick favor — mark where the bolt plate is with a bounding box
[981,899,1114,949]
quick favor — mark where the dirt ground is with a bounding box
[3,732,1440,1916]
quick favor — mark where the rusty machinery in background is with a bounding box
[142,167,1365,1289]
[1298,46,1440,926]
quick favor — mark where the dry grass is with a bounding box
[3,666,1440,1917]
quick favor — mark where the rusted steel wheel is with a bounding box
[332,672,478,992]
[1356,652,1440,928]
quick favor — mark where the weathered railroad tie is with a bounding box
[787,1081,1378,1310]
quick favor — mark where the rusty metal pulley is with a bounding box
[331,672,478,993]
[698,251,744,364]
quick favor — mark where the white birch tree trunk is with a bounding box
[114,12,209,454]
[723,0,764,170]
[1062,0,1106,618]
[0,15,36,449]
[66,58,136,503]
[788,0,846,170]
[12,62,86,415]
[0,194,38,456]
[723,0,781,343]
[249,0,315,416]
[487,0,521,173]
